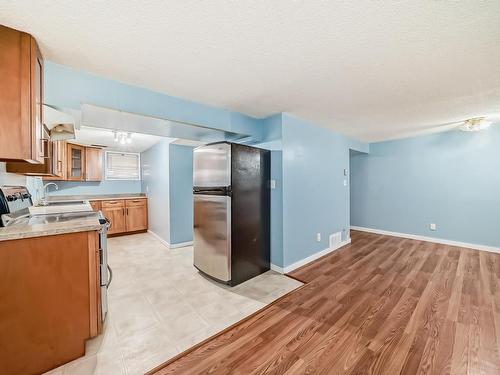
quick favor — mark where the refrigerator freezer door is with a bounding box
[193,143,231,187]
[193,194,231,282]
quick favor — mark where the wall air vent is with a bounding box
[329,232,342,249]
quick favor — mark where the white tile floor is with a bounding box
[45,233,302,375]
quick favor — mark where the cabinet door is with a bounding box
[101,207,126,235]
[89,201,102,212]
[67,143,86,181]
[125,203,148,232]
[5,139,54,176]
[0,26,44,163]
[31,37,47,163]
[85,147,103,181]
[42,140,66,180]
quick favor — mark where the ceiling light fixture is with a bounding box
[113,131,133,145]
[459,117,492,132]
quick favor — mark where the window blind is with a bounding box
[105,151,141,180]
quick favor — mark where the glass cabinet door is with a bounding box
[67,144,85,180]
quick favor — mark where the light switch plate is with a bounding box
[430,223,437,231]
[270,180,276,189]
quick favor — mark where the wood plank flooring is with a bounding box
[150,230,500,374]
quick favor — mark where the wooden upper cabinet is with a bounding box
[6,140,55,176]
[66,143,86,181]
[49,140,67,180]
[85,147,103,181]
[0,25,47,163]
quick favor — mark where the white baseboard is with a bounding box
[350,226,500,254]
[147,230,193,249]
[271,238,352,274]
[147,230,170,247]
[170,241,193,249]
[270,263,285,274]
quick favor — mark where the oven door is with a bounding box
[98,216,111,321]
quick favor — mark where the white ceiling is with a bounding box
[1,1,500,141]
[73,126,165,153]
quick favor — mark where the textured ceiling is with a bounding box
[1,1,500,141]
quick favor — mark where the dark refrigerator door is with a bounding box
[230,144,271,286]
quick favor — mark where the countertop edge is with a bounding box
[0,224,101,242]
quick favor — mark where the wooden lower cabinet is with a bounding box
[93,198,148,235]
[125,202,148,232]
[89,200,102,211]
[101,202,126,235]
[0,231,101,375]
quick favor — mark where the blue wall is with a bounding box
[48,180,142,196]
[43,60,373,268]
[169,144,194,245]
[281,114,368,266]
[45,62,263,140]
[141,139,171,244]
[350,126,500,248]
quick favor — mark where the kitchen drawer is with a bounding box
[126,198,147,207]
[101,200,125,208]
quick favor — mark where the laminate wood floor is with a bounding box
[150,230,500,375]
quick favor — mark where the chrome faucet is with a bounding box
[39,182,59,206]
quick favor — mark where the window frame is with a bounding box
[104,151,141,181]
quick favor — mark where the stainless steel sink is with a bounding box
[7,211,97,226]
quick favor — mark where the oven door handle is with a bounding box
[106,265,113,288]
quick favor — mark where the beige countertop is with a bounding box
[47,193,147,202]
[0,213,101,242]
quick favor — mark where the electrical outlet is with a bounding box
[343,179,348,186]
[316,233,321,242]
[430,223,437,231]
[270,180,276,189]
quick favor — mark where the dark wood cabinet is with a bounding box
[0,25,47,163]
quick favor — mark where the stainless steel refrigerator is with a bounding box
[193,142,270,286]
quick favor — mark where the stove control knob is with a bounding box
[22,193,31,199]
[6,195,17,202]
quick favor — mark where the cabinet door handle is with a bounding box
[126,208,129,215]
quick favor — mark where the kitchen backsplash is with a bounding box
[46,180,142,196]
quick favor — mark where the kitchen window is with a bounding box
[105,151,141,180]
